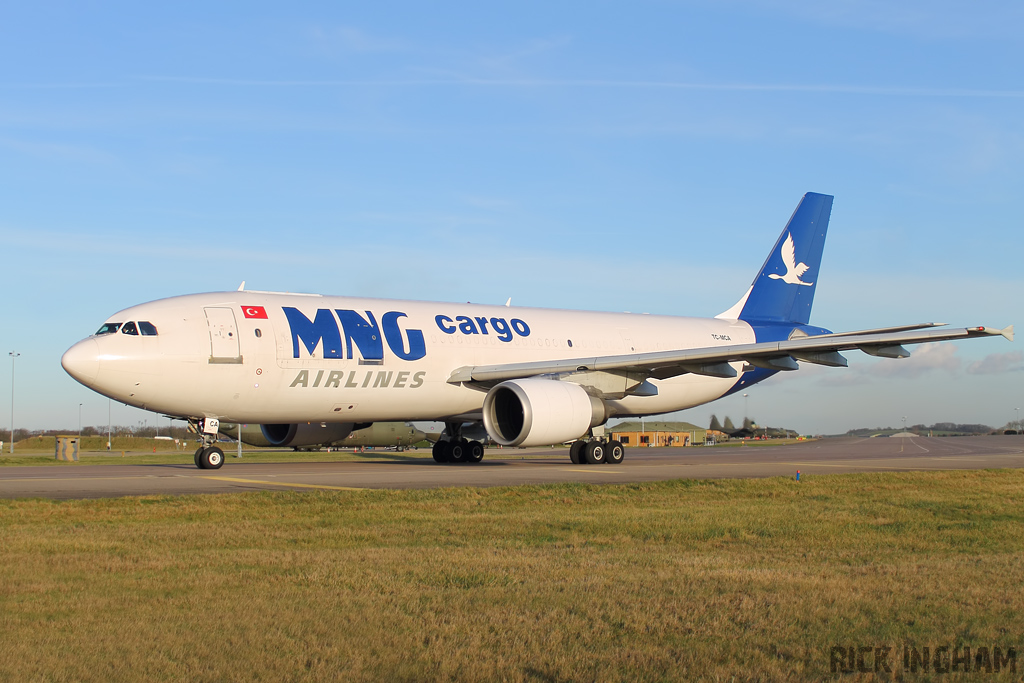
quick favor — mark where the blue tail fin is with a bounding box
[718,192,833,325]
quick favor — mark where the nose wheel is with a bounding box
[194,445,225,470]
[190,418,225,469]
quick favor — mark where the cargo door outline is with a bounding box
[205,307,242,364]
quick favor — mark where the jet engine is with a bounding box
[482,378,606,447]
[260,422,355,449]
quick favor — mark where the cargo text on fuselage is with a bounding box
[285,307,532,362]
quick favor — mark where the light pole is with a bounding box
[107,398,112,451]
[78,403,83,439]
[9,352,19,454]
[902,416,907,433]
[743,393,749,428]
[1016,407,1020,431]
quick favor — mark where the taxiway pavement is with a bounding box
[2,435,1022,500]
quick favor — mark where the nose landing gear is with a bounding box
[190,418,225,470]
[194,445,225,469]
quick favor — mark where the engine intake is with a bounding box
[260,422,355,448]
[482,379,606,447]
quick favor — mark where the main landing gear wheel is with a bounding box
[584,441,606,465]
[431,439,484,464]
[447,439,468,463]
[432,440,449,463]
[569,440,586,465]
[605,440,625,465]
[199,446,225,470]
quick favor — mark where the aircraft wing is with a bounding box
[447,324,1013,388]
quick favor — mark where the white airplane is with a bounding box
[62,193,1012,470]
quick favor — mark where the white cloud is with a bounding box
[123,77,1024,99]
[0,137,117,165]
[729,0,1024,39]
[461,195,516,211]
[813,342,962,386]
[817,371,870,388]
[308,25,408,54]
[476,37,573,73]
[966,351,1024,375]
[867,342,961,379]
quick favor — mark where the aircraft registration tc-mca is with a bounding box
[62,193,1013,469]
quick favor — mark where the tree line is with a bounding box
[0,424,194,443]
[845,422,1001,436]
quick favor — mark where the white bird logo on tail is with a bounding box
[768,233,813,286]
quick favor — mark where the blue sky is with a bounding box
[1,1,1021,434]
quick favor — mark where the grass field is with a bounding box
[11,435,192,453]
[2,470,1022,681]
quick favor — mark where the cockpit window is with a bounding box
[121,321,139,335]
[139,321,158,336]
[95,322,122,335]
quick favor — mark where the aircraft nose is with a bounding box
[62,339,100,387]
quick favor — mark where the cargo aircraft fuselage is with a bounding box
[61,193,1012,469]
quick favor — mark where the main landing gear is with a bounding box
[432,422,485,464]
[431,438,485,464]
[568,439,625,465]
[190,417,225,470]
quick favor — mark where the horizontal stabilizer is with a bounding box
[859,344,911,359]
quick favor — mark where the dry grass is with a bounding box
[10,435,192,453]
[1,470,1022,681]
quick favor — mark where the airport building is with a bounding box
[609,421,707,447]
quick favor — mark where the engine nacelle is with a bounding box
[260,422,355,448]
[482,379,606,447]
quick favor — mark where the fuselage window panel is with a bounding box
[95,322,122,335]
[121,321,139,335]
[139,321,158,336]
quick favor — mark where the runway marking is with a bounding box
[200,476,364,491]
[0,475,164,482]
[562,468,622,474]
[933,455,1023,461]
[766,459,1020,470]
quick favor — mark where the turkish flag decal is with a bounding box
[242,306,268,319]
